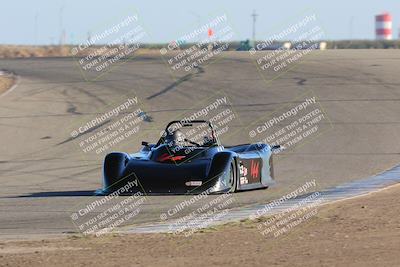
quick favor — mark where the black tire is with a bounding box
[103,152,128,190]
[227,161,237,193]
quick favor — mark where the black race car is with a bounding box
[97,120,279,195]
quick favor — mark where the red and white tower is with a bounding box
[375,13,392,40]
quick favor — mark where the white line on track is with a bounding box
[121,164,400,234]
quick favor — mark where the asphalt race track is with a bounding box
[1,50,399,239]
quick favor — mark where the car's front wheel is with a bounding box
[227,161,237,193]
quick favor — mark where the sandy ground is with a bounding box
[0,76,14,95]
[1,183,399,267]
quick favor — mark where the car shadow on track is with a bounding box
[4,191,95,198]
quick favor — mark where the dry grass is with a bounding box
[0,45,161,58]
[0,45,72,58]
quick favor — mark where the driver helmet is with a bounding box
[165,129,185,147]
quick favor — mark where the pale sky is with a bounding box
[1,0,399,45]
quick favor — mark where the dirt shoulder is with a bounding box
[0,75,15,96]
[1,184,399,267]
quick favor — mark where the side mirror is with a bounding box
[141,141,149,146]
